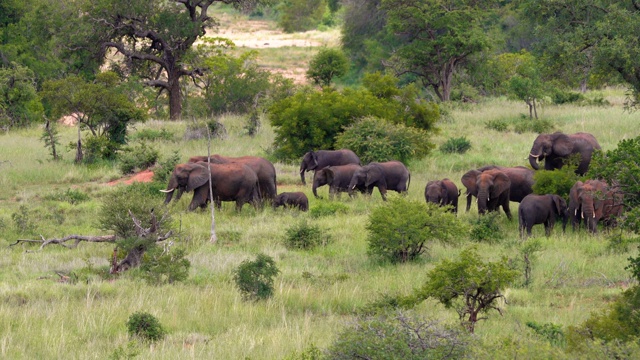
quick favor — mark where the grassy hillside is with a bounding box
[0,92,638,358]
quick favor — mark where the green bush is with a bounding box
[0,63,44,128]
[138,246,190,285]
[130,128,174,142]
[98,183,170,238]
[440,136,472,154]
[336,116,434,164]
[532,165,579,201]
[513,119,555,134]
[283,220,331,250]
[366,197,462,263]
[126,312,166,342]
[152,151,181,185]
[326,311,471,359]
[526,321,565,346]
[11,205,36,234]
[118,142,159,174]
[551,89,585,104]
[183,119,226,141]
[469,213,504,243]
[485,119,509,132]
[277,0,325,33]
[233,253,280,301]
[42,188,90,204]
[309,201,349,218]
[306,48,349,86]
[82,135,120,162]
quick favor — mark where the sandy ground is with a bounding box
[107,169,155,186]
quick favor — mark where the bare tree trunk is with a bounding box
[168,73,182,120]
[75,124,83,163]
[207,127,217,244]
[533,99,538,119]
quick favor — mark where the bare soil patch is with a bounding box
[107,169,154,186]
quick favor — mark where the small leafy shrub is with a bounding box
[183,119,226,141]
[309,201,349,218]
[440,136,471,154]
[336,116,434,164]
[118,142,159,174]
[152,151,181,185]
[526,321,565,346]
[485,119,509,132]
[131,128,174,142]
[82,135,120,162]
[233,253,280,301]
[98,183,170,238]
[367,197,462,263]
[607,234,640,254]
[277,0,325,33]
[326,311,471,359]
[283,344,323,360]
[139,246,190,285]
[514,119,555,134]
[126,312,166,342]
[532,165,579,201]
[244,111,260,137]
[43,188,90,204]
[12,205,36,234]
[306,47,349,86]
[283,220,331,250]
[469,212,503,243]
[551,90,585,104]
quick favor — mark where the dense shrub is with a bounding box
[526,321,566,346]
[326,311,471,359]
[366,197,462,263]
[485,119,509,132]
[283,220,331,250]
[138,246,190,285]
[183,119,226,141]
[82,135,120,162]
[469,213,504,243]
[336,116,434,164]
[513,119,555,134]
[309,201,349,218]
[42,188,90,204]
[551,89,585,104]
[126,312,166,342]
[440,136,472,154]
[0,63,44,128]
[532,164,580,201]
[98,182,170,238]
[152,151,181,185]
[130,128,174,142]
[233,253,280,301]
[118,142,159,174]
[306,48,349,86]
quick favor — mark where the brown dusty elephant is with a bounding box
[272,192,309,211]
[518,194,568,238]
[568,179,623,233]
[424,179,460,213]
[348,161,410,201]
[528,132,601,175]
[462,168,512,219]
[299,149,360,185]
[161,162,260,212]
[189,155,277,203]
[461,165,534,212]
[312,164,368,199]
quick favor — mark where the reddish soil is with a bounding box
[107,169,154,186]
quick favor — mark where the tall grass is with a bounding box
[0,92,639,358]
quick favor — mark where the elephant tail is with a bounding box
[407,171,411,191]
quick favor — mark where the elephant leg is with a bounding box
[466,194,472,212]
[502,201,512,220]
[378,187,388,201]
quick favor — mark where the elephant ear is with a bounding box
[461,170,481,194]
[325,167,335,184]
[440,181,449,204]
[187,164,210,191]
[491,171,511,197]
[311,151,319,167]
[365,166,384,187]
[552,133,575,157]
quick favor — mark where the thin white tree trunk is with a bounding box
[207,127,217,243]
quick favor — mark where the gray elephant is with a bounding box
[568,179,623,233]
[312,164,368,199]
[189,155,277,203]
[462,165,534,212]
[528,132,601,175]
[518,194,568,238]
[299,149,360,185]
[161,162,260,212]
[461,168,512,219]
[272,192,309,211]
[424,179,459,213]
[348,161,410,201]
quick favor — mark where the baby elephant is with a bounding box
[424,178,459,213]
[518,194,568,238]
[273,192,309,211]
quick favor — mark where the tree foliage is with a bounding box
[306,48,349,86]
[336,116,434,164]
[233,253,280,301]
[0,63,43,128]
[413,246,518,333]
[366,198,463,263]
[340,0,388,75]
[277,0,326,33]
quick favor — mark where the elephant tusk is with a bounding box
[529,153,540,158]
[159,188,175,193]
[351,185,356,190]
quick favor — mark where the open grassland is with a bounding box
[0,93,639,359]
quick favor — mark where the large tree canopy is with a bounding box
[86,0,270,120]
[380,0,499,101]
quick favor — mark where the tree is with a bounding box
[503,51,546,119]
[0,63,44,128]
[414,246,518,333]
[341,0,388,75]
[520,1,640,106]
[380,0,499,101]
[41,72,146,162]
[306,48,349,86]
[366,198,462,263]
[86,0,270,120]
[277,0,326,33]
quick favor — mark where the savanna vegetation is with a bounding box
[2,0,640,359]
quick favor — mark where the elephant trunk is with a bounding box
[477,189,489,214]
[529,154,540,170]
[581,205,597,233]
[300,165,307,185]
[162,188,175,204]
[312,182,320,198]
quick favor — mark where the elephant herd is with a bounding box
[161,131,622,237]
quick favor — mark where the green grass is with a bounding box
[0,92,639,359]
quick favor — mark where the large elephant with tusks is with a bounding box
[528,132,600,175]
[348,161,410,201]
[161,162,260,212]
